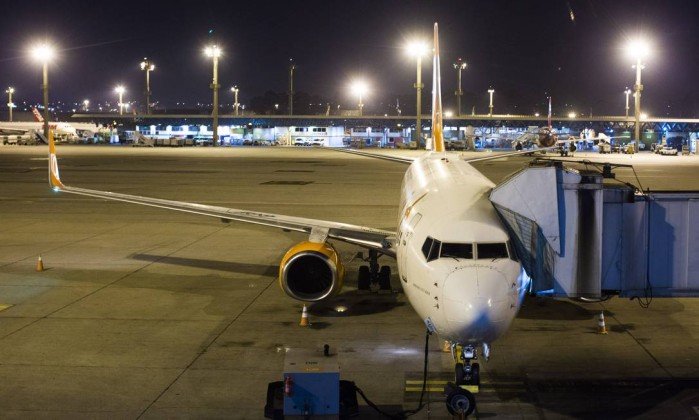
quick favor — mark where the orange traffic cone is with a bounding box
[36,256,44,272]
[299,305,309,327]
[597,312,608,334]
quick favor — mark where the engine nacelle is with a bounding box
[279,241,345,301]
[537,128,557,147]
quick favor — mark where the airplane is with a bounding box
[47,23,553,416]
[511,99,630,156]
[0,108,97,141]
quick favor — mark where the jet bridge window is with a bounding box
[440,243,473,259]
[421,236,441,262]
[476,243,509,259]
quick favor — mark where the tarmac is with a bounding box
[0,145,698,419]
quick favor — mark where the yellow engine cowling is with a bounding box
[279,241,345,301]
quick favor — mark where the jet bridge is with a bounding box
[490,161,699,298]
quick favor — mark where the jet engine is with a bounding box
[279,241,345,301]
[537,128,557,147]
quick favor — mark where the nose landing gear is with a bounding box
[356,250,392,292]
[445,344,480,416]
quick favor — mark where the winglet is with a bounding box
[430,23,445,153]
[48,129,65,190]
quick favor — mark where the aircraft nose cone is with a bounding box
[442,266,511,341]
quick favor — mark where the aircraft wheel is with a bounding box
[378,266,391,290]
[357,266,371,290]
[455,363,465,385]
[471,363,480,387]
[445,387,476,416]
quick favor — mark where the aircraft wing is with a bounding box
[339,148,416,164]
[0,125,31,135]
[48,139,396,256]
[339,147,556,165]
[463,147,558,163]
[557,135,631,144]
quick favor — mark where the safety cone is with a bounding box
[36,256,44,272]
[597,311,608,334]
[442,340,451,353]
[299,305,309,327]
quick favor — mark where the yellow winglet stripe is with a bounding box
[431,22,445,153]
[48,129,64,189]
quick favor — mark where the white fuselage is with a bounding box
[396,152,527,344]
[0,122,96,138]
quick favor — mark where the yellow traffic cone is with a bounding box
[597,311,608,334]
[299,305,309,327]
[36,255,44,272]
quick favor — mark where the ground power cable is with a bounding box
[354,329,431,419]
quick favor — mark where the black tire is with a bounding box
[455,363,465,385]
[445,388,476,416]
[357,266,370,290]
[471,363,480,387]
[378,266,391,290]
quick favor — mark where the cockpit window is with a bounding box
[423,239,511,262]
[421,237,441,262]
[421,237,433,259]
[428,240,441,262]
[476,243,509,259]
[440,243,473,259]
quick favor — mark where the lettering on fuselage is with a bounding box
[448,263,504,275]
[412,283,430,296]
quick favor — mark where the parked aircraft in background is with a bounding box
[0,108,98,141]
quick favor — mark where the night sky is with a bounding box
[1,0,697,116]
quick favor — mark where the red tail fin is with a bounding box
[32,108,44,123]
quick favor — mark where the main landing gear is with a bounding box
[356,250,391,292]
[445,344,483,417]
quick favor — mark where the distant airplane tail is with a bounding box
[32,107,44,123]
[48,129,64,190]
[430,23,445,153]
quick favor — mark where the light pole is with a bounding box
[30,43,55,138]
[406,40,428,147]
[487,88,495,116]
[114,86,125,115]
[626,38,649,152]
[140,58,155,114]
[231,85,239,116]
[350,80,368,117]
[205,45,221,146]
[288,59,295,115]
[624,87,631,118]
[6,87,14,122]
[453,58,467,116]
[83,99,89,112]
